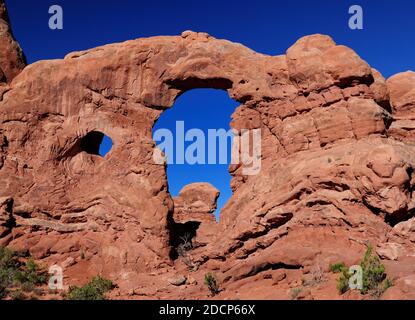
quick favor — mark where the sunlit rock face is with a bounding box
[1,0,415,299]
[0,0,26,84]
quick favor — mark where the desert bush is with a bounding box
[16,258,46,285]
[9,288,24,300]
[177,233,197,271]
[67,276,115,300]
[329,262,350,294]
[0,246,46,299]
[331,245,392,298]
[329,262,346,273]
[337,267,351,294]
[176,232,193,258]
[360,245,387,294]
[21,281,35,293]
[369,278,393,299]
[204,273,220,296]
[0,247,19,297]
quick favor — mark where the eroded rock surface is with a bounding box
[0,0,25,84]
[1,0,415,299]
[172,183,219,246]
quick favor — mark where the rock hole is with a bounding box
[98,134,113,157]
[79,131,113,157]
[153,89,239,220]
[169,221,201,260]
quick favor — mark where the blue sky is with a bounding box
[5,0,415,217]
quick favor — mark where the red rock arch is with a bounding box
[2,22,415,297]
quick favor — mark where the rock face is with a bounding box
[0,0,26,84]
[174,183,220,216]
[1,0,415,299]
[172,183,219,246]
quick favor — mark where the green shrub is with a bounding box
[10,289,24,300]
[337,268,351,294]
[21,281,35,293]
[15,258,47,285]
[384,277,393,290]
[0,246,46,299]
[329,262,346,273]
[360,245,387,294]
[331,245,393,298]
[204,273,220,296]
[67,276,115,300]
[0,246,21,285]
[329,261,350,294]
[370,277,394,299]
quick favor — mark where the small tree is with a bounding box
[204,273,220,296]
[329,262,346,273]
[67,276,115,300]
[337,267,351,294]
[360,245,387,294]
[330,245,393,298]
[177,233,196,271]
[0,246,46,299]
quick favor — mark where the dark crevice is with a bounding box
[59,131,110,160]
[335,74,375,89]
[379,100,393,114]
[235,228,269,242]
[80,131,104,155]
[317,181,351,192]
[306,199,332,207]
[0,198,16,237]
[167,77,233,93]
[382,111,393,131]
[364,201,382,217]
[168,219,201,260]
[364,192,415,227]
[232,261,302,282]
[233,212,293,248]
[0,69,6,83]
[270,262,302,270]
[385,208,415,227]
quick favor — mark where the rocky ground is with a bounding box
[1,0,415,300]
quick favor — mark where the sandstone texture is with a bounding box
[1,0,415,299]
[172,183,219,247]
[0,0,25,84]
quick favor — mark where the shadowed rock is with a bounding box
[0,0,26,84]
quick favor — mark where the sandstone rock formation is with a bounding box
[0,0,26,84]
[172,183,219,246]
[1,0,415,299]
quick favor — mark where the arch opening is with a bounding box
[80,131,104,155]
[153,88,239,221]
[68,131,113,158]
[98,134,113,157]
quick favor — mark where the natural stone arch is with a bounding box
[0,31,292,275]
[2,24,415,299]
[153,87,239,256]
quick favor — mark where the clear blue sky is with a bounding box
[6,0,415,218]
